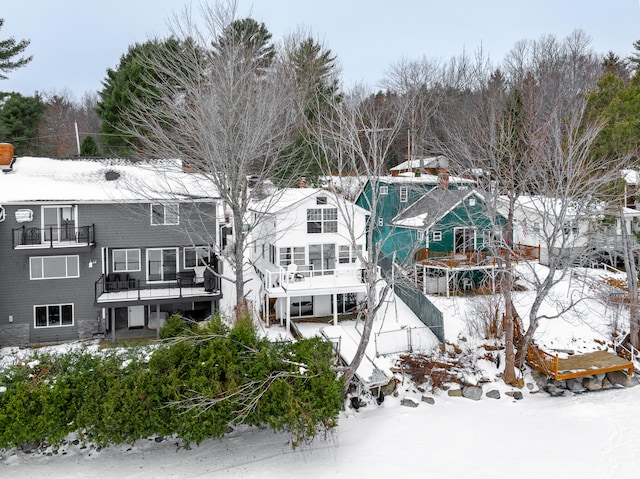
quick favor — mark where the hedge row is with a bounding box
[0,315,343,449]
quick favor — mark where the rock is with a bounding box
[486,389,501,399]
[526,382,534,390]
[447,388,463,397]
[512,391,523,400]
[401,398,419,408]
[154,436,164,443]
[545,383,563,397]
[421,396,435,405]
[625,375,640,388]
[607,371,629,387]
[530,370,549,390]
[21,441,39,453]
[462,386,483,401]
[566,378,586,393]
[582,376,602,391]
[602,377,613,389]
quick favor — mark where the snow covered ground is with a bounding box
[2,263,640,478]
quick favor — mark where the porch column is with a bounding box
[264,294,268,327]
[111,308,116,343]
[446,270,450,297]
[333,293,338,326]
[156,304,160,339]
[422,265,426,295]
[286,296,291,334]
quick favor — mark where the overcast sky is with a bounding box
[1,0,639,99]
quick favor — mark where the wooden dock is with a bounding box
[527,346,634,380]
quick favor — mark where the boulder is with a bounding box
[485,389,501,399]
[625,375,640,388]
[401,398,419,408]
[606,371,629,387]
[447,388,463,397]
[566,378,586,393]
[462,386,483,401]
[505,391,523,400]
[421,396,435,405]
[582,376,602,391]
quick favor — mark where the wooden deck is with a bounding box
[527,345,634,380]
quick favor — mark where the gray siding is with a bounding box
[0,201,218,346]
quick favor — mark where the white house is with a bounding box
[249,187,369,332]
[504,195,640,266]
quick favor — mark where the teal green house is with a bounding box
[354,173,476,265]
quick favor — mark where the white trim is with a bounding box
[30,255,80,280]
[33,303,74,328]
[112,248,142,272]
[146,247,179,282]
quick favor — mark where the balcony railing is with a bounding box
[264,265,366,291]
[12,225,95,249]
[94,271,221,303]
[414,244,540,267]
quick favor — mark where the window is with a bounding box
[469,198,476,206]
[34,304,73,328]
[432,231,442,242]
[151,203,179,225]
[42,205,76,242]
[378,217,384,227]
[400,186,408,203]
[146,248,178,282]
[309,244,336,274]
[113,249,141,272]
[380,185,388,195]
[417,230,424,241]
[279,247,305,266]
[307,208,338,233]
[184,246,210,268]
[30,255,79,280]
[339,244,362,263]
[316,196,328,205]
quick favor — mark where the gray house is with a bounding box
[0,155,223,346]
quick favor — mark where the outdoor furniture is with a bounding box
[177,270,196,287]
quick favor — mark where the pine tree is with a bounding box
[80,135,100,156]
[0,18,32,80]
[0,92,45,155]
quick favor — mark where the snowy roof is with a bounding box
[378,174,475,185]
[393,188,480,229]
[0,157,220,203]
[250,187,369,215]
[390,155,449,171]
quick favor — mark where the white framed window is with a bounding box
[339,244,362,264]
[432,231,442,242]
[400,186,408,203]
[42,205,76,242]
[151,203,179,225]
[307,208,338,233]
[378,217,384,227]
[113,249,141,272]
[184,246,210,268]
[417,230,424,241]
[279,246,305,266]
[380,185,389,195]
[469,198,476,206]
[30,255,79,280]
[34,304,74,328]
[146,247,178,282]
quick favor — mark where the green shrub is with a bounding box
[0,317,342,450]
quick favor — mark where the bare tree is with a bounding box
[121,1,300,316]
[308,86,407,391]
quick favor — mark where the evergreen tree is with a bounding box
[0,18,32,80]
[80,135,100,156]
[627,39,640,73]
[278,36,340,183]
[96,38,190,156]
[214,18,275,71]
[602,51,630,81]
[0,92,45,155]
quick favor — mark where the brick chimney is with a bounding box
[438,167,449,190]
[0,143,15,172]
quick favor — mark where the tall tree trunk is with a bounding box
[620,208,640,349]
[502,198,517,385]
